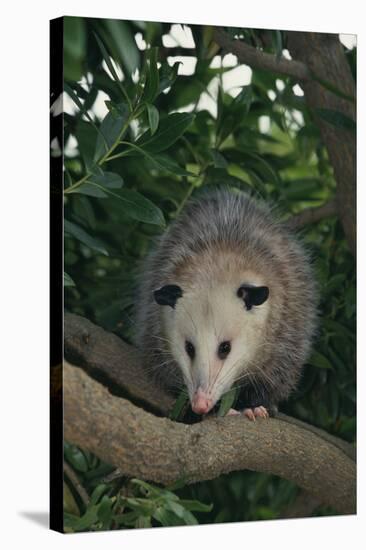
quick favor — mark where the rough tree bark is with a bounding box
[63,313,356,515]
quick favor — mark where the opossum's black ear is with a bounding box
[154,284,183,309]
[237,284,269,311]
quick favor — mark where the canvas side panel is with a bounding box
[50,16,64,534]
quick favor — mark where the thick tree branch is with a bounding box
[64,313,355,460]
[63,314,356,515]
[64,312,174,415]
[64,360,356,515]
[213,28,310,81]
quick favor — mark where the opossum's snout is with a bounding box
[191,387,214,415]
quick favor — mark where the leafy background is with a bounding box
[58,17,356,531]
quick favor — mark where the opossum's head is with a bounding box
[154,281,270,415]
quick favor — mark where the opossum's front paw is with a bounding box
[243,406,269,421]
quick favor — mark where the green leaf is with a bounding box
[181,508,199,525]
[64,443,89,473]
[64,272,75,287]
[283,178,325,200]
[103,19,140,76]
[169,391,189,420]
[308,350,333,370]
[158,61,182,93]
[104,100,129,117]
[142,48,160,102]
[64,82,85,112]
[112,189,165,226]
[315,108,356,131]
[210,149,228,169]
[153,507,184,527]
[75,121,98,171]
[137,113,195,153]
[147,104,159,135]
[94,106,129,161]
[64,507,99,532]
[64,17,86,81]
[64,482,80,516]
[64,84,109,156]
[240,151,280,186]
[64,219,109,256]
[121,142,195,176]
[97,496,113,527]
[272,30,283,60]
[149,153,195,176]
[89,172,124,189]
[233,84,253,111]
[68,182,109,198]
[90,484,109,505]
[93,31,121,83]
[165,500,186,518]
[218,387,238,416]
[179,499,213,513]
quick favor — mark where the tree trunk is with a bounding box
[287,32,356,255]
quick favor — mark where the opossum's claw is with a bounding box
[243,406,269,420]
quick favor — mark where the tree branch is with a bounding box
[63,360,356,515]
[213,28,310,81]
[287,198,338,229]
[63,461,90,508]
[64,312,174,415]
[63,314,356,515]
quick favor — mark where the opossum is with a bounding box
[135,188,317,419]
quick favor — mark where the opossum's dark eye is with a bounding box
[185,340,195,360]
[218,341,231,360]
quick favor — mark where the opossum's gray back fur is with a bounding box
[135,188,318,405]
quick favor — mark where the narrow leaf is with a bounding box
[94,106,129,161]
[89,172,124,189]
[159,61,182,93]
[169,391,189,420]
[64,272,76,287]
[109,188,166,226]
[120,142,195,176]
[64,219,109,256]
[136,113,195,153]
[103,19,140,76]
[218,387,238,416]
[179,499,213,513]
[142,47,160,102]
[67,182,109,198]
[93,32,122,85]
[308,350,333,370]
[147,104,159,135]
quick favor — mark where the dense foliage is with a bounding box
[58,17,356,531]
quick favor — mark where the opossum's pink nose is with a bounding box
[191,388,213,415]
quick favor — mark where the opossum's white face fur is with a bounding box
[154,280,270,415]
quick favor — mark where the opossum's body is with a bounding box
[135,189,317,417]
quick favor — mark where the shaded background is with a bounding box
[58,17,356,530]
